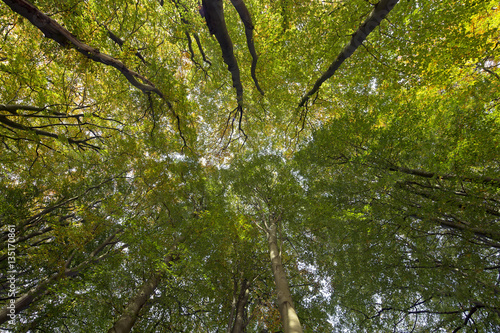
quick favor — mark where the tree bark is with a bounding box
[231,278,250,333]
[266,219,303,333]
[107,236,184,333]
[229,0,263,95]
[107,273,163,333]
[299,0,399,107]
[202,0,243,105]
[227,278,238,333]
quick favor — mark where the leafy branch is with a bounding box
[1,0,189,148]
[298,0,400,108]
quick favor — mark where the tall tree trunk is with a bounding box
[227,278,239,333]
[266,219,303,333]
[107,236,184,333]
[231,278,250,333]
[107,273,163,333]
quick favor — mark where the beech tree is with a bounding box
[1,0,499,332]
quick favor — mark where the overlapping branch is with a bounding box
[1,0,163,97]
[0,104,125,150]
[0,230,123,325]
[1,0,189,147]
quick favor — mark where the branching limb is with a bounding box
[202,0,243,105]
[100,23,148,65]
[298,0,399,107]
[389,164,500,188]
[184,31,210,78]
[229,0,263,95]
[1,0,163,97]
[0,113,101,150]
[219,105,247,150]
[452,305,480,333]
[0,230,124,325]
[170,0,210,73]
[2,0,189,146]
[193,33,211,66]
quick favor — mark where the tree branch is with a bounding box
[1,0,162,97]
[230,0,264,95]
[389,165,500,188]
[202,0,243,106]
[298,0,399,107]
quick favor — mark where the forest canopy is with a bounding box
[1,0,500,332]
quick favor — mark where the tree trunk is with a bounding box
[0,274,53,324]
[227,278,238,333]
[107,273,163,333]
[266,219,303,333]
[231,278,250,333]
[107,236,184,333]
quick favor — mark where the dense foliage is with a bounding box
[1,0,499,332]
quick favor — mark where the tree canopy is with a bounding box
[1,0,499,332]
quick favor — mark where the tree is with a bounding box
[1,0,499,332]
[224,154,306,332]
